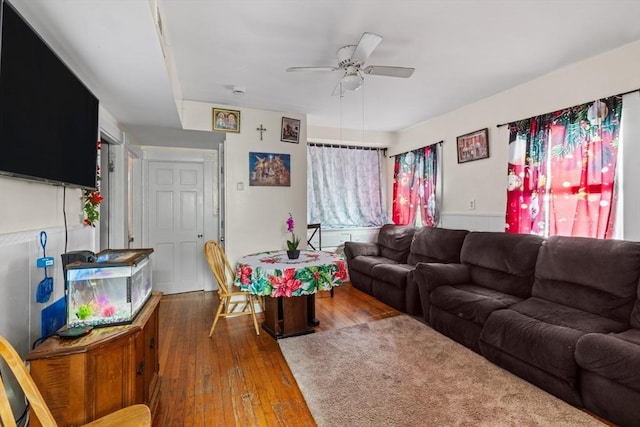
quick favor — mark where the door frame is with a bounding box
[141,146,220,291]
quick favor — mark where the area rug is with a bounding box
[278,315,604,427]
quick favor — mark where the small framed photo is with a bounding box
[212,108,241,133]
[281,117,300,143]
[457,128,489,163]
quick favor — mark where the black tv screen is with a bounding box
[0,0,99,189]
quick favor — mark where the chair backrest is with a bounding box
[204,240,235,294]
[0,336,58,427]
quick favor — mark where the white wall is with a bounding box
[0,180,84,235]
[181,100,308,265]
[0,108,130,354]
[390,40,640,236]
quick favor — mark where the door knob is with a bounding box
[197,234,203,238]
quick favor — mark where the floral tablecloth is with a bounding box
[235,250,348,297]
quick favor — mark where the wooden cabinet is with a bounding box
[27,292,162,426]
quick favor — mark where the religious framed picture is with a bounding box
[249,152,291,187]
[212,108,241,133]
[457,128,489,163]
[281,117,300,143]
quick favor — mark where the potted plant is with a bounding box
[286,213,301,259]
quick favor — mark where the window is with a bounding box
[307,144,386,228]
[505,96,622,238]
[392,144,440,226]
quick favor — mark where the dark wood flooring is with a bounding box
[154,283,399,426]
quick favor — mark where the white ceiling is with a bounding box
[8,0,640,146]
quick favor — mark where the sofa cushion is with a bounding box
[533,235,640,323]
[349,256,396,276]
[461,232,544,298]
[480,308,585,386]
[407,227,469,266]
[430,284,523,325]
[376,224,416,263]
[370,263,413,290]
[611,328,640,345]
[481,298,629,389]
[633,298,640,330]
[576,330,640,391]
[512,297,629,334]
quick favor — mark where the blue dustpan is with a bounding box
[36,231,53,303]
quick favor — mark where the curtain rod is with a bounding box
[308,142,387,152]
[390,140,443,158]
[496,87,640,128]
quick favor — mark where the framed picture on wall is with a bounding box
[249,152,291,186]
[212,108,241,133]
[281,117,300,143]
[457,128,489,163]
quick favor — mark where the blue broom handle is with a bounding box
[40,231,48,275]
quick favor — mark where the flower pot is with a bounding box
[287,250,300,260]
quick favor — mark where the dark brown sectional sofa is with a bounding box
[344,224,468,316]
[345,225,640,427]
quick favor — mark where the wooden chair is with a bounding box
[0,336,151,427]
[205,240,261,337]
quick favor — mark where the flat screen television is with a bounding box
[0,0,99,189]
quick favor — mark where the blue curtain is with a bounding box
[307,145,386,228]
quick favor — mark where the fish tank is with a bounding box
[65,248,154,328]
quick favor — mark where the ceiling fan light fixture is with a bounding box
[341,73,363,91]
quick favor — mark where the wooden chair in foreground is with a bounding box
[205,240,262,337]
[0,336,151,427]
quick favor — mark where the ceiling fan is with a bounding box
[286,32,415,96]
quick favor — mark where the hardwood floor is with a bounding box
[154,283,399,426]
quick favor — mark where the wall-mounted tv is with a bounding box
[0,0,99,189]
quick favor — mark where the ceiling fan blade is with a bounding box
[286,66,338,72]
[363,65,415,78]
[351,32,382,64]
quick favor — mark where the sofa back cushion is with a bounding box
[407,227,469,266]
[533,236,640,323]
[461,232,544,298]
[376,224,416,263]
[633,286,640,329]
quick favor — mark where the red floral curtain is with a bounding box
[392,145,438,226]
[506,96,622,238]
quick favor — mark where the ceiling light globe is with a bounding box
[341,74,363,91]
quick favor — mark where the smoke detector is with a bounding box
[232,86,246,95]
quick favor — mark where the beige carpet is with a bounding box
[279,315,605,427]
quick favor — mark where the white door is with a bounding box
[148,161,204,294]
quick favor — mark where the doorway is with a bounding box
[98,137,115,250]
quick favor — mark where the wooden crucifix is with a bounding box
[256,124,267,141]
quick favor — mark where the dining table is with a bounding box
[235,249,348,338]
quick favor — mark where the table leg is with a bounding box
[262,296,282,339]
[307,294,320,327]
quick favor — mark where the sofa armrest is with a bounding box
[413,262,470,292]
[576,331,640,390]
[344,241,380,260]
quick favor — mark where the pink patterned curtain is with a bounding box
[392,145,438,226]
[506,96,622,238]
